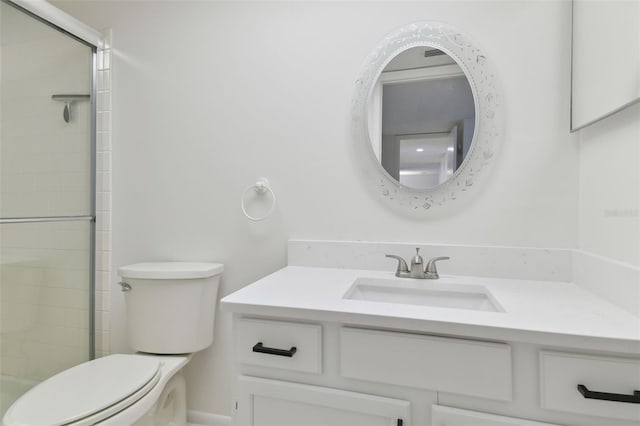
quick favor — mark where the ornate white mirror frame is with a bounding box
[352,21,502,214]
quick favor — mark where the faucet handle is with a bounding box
[425,256,450,278]
[385,254,409,277]
[411,248,424,267]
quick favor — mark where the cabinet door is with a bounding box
[235,376,410,426]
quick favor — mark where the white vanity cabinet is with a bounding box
[232,318,418,425]
[231,315,640,426]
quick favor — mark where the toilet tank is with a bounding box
[118,262,224,354]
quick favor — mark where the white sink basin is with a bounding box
[343,277,503,312]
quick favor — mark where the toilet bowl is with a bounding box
[2,262,223,426]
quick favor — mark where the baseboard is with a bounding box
[187,410,231,426]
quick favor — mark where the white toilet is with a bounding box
[2,262,223,426]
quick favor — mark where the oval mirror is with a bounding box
[352,22,501,213]
[368,46,476,190]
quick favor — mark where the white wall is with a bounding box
[577,102,640,266]
[54,0,576,416]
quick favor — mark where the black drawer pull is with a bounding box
[577,384,640,404]
[252,342,297,357]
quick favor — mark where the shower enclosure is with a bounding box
[0,0,97,416]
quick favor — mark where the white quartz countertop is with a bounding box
[221,266,640,353]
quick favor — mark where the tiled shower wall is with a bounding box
[94,30,112,358]
[0,6,112,384]
[0,6,92,381]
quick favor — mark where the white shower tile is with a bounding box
[97,70,109,91]
[100,192,112,211]
[100,251,112,272]
[100,230,112,250]
[96,192,105,211]
[95,272,110,291]
[102,50,111,70]
[95,310,110,332]
[96,50,104,70]
[97,131,112,151]
[97,171,112,192]
[1,356,28,378]
[97,289,111,311]
[102,213,112,232]
[95,331,111,354]
[96,211,105,231]
[102,111,111,132]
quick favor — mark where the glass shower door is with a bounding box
[0,0,95,416]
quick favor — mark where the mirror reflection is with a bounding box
[368,46,476,190]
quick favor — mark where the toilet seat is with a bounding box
[3,354,161,426]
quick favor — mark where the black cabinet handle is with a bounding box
[252,342,297,357]
[577,384,640,404]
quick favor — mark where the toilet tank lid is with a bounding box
[118,262,224,279]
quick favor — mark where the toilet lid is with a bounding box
[4,354,161,426]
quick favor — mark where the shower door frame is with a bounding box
[0,0,102,360]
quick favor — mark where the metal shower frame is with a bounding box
[0,0,101,360]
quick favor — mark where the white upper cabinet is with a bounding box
[571,1,640,130]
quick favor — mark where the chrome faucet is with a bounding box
[385,248,449,279]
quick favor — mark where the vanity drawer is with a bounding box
[340,327,512,401]
[539,351,640,421]
[236,318,322,374]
